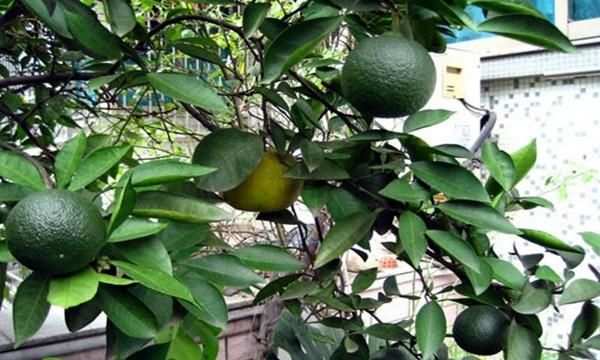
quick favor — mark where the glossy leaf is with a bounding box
[464,259,493,296]
[437,200,521,234]
[192,128,263,192]
[65,300,102,332]
[486,139,536,196]
[21,0,72,38]
[179,254,264,288]
[128,286,172,327]
[107,173,136,235]
[55,132,87,189]
[559,279,600,305]
[483,257,526,290]
[97,274,137,286]
[232,244,303,272]
[481,141,515,192]
[108,218,168,243]
[300,139,325,172]
[403,109,454,133]
[132,191,231,223]
[535,265,562,283]
[263,16,342,83]
[519,228,583,253]
[416,301,446,360]
[314,211,377,268]
[69,144,131,191]
[478,15,576,53]
[96,285,159,339]
[113,237,172,274]
[351,268,378,294]
[147,73,227,112]
[112,261,194,303]
[398,211,428,267]
[280,280,318,300]
[173,41,226,67]
[253,274,302,305]
[426,230,481,273]
[62,2,122,59]
[166,327,203,360]
[470,0,545,18]
[580,232,600,256]
[179,275,228,329]
[364,323,411,341]
[12,273,51,347]
[284,160,350,180]
[379,179,429,204]
[512,282,552,314]
[411,161,490,203]
[0,151,46,191]
[327,187,368,221]
[243,3,270,37]
[504,321,542,360]
[432,144,474,159]
[103,0,136,36]
[131,159,215,187]
[0,183,33,203]
[47,267,99,309]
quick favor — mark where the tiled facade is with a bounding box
[480,47,600,348]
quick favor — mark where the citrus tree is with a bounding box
[1,0,599,359]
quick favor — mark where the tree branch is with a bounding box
[180,103,220,132]
[0,103,55,161]
[0,71,111,90]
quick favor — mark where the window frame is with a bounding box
[448,1,600,57]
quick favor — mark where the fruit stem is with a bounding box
[391,3,414,40]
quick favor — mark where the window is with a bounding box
[448,1,600,57]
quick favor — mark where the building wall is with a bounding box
[479,46,600,348]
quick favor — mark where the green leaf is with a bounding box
[559,279,600,305]
[403,109,454,133]
[518,228,583,253]
[486,139,536,196]
[178,275,228,329]
[65,300,102,332]
[21,0,72,38]
[504,321,542,360]
[12,273,51,347]
[421,0,477,29]
[284,160,350,180]
[379,179,429,204]
[517,196,554,210]
[113,237,172,274]
[300,139,325,172]
[129,286,172,327]
[432,144,474,159]
[192,128,264,192]
[535,265,562,283]
[580,232,600,256]
[96,285,159,339]
[426,230,481,273]
[416,301,446,360]
[280,280,318,300]
[173,42,227,67]
[47,267,99,309]
[481,141,515,192]
[179,254,264,288]
[314,211,377,268]
[112,261,194,303]
[243,2,270,38]
[62,2,123,59]
[132,191,231,223]
[478,15,576,53]
[253,273,302,304]
[102,0,136,37]
[55,132,87,189]
[69,144,131,191]
[351,268,378,294]
[131,159,216,187]
[166,327,203,360]
[107,173,136,234]
[97,274,137,286]
[411,161,490,203]
[512,281,552,314]
[464,260,493,296]
[327,187,368,221]
[0,151,46,191]
[108,218,168,243]
[398,211,428,267]
[570,302,600,343]
[147,73,227,112]
[437,200,522,234]
[364,323,411,341]
[482,257,526,290]
[262,16,342,83]
[0,242,14,262]
[0,183,34,203]
[232,244,303,272]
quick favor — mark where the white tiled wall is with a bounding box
[481,70,600,348]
